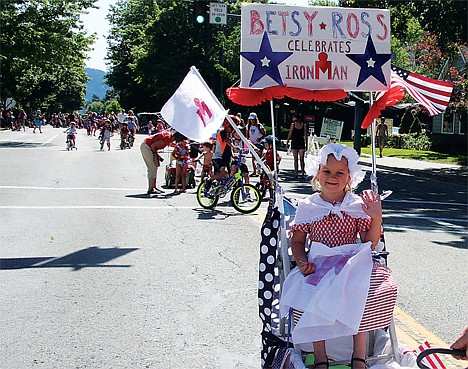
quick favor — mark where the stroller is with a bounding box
[164,160,196,189]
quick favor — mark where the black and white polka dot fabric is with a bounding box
[259,195,297,368]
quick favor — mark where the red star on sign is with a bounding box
[319,22,326,30]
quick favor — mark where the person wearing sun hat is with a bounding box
[204,116,236,190]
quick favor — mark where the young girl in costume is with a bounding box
[279,144,397,369]
[172,137,190,194]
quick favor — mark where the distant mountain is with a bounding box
[85,68,109,102]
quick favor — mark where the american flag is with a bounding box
[413,341,446,369]
[388,65,454,116]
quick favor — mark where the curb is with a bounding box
[394,307,464,369]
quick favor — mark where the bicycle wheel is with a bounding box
[230,184,262,214]
[196,182,219,209]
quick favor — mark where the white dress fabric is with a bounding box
[280,241,373,344]
[279,193,374,344]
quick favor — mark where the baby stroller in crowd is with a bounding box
[164,160,196,189]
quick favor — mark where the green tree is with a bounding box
[105,99,121,115]
[399,109,414,134]
[409,115,422,134]
[87,101,104,114]
[105,0,157,110]
[0,0,96,111]
[105,0,242,111]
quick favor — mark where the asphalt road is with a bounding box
[0,127,466,369]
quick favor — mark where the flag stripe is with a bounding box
[390,65,454,116]
[405,78,453,100]
[413,341,447,369]
[391,76,440,115]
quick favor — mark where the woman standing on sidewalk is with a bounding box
[286,113,308,179]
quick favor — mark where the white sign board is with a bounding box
[240,4,391,91]
[320,118,343,140]
[210,2,227,25]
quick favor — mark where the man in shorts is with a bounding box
[376,117,389,158]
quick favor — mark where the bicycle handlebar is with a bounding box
[416,348,465,369]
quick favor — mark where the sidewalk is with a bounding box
[277,150,467,185]
[358,154,467,185]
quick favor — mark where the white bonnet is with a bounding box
[305,144,365,189]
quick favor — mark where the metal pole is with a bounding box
[369,92,378,195]
[270,100,278,183]
[353,94,363,155]
[225,115,271,177]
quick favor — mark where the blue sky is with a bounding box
[80,0,113,71]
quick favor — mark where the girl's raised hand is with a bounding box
[360,190,382,221]
[298,261,316,276]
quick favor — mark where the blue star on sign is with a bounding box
[240,32,293,87]
[346,36,391,87]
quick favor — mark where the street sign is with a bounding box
[209,2,227,25]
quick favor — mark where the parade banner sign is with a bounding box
[240,4,391,92]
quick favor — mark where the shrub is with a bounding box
[402,132,431,150]
[387,134,406,149]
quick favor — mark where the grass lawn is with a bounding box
[341,142,467,166]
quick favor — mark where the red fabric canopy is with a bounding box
[226,86,348,106]
[361,86,405,129]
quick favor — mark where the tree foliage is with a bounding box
[0,0,96,111]
[105,0,243,111]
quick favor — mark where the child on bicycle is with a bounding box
[261,137,282,172]
[64,122,77,149]
[205,118,234,190]
[120,121,130,148]
[231,130,250,186]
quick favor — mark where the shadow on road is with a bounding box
[0,141,55,148]
[0,246,138,271]
[432,234,468,250]
[194,205,254,220]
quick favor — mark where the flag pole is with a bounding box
[369,92,378,195]
[225,115,271,178]
[189,66,270,176]
[269,100,278,184]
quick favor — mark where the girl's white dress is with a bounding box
[279,192,398,344]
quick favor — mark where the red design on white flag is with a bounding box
[387,65,454,116]
[413,341,446,369]
[161,66,227,142]
[194,98,212,128]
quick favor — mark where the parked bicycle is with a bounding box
[196,152,262,214]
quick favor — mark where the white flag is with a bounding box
[161,66,228,142]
